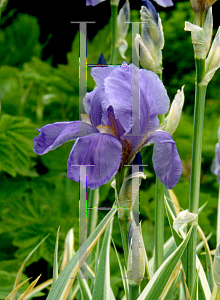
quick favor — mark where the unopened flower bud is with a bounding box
[116,0,130,59]
[136,3,164,74]
[190,0,206,14]
[184,7,213,60]
[164,86,185,136]
[111,171,146,219]
[127,220,145,285]
[97,53,107,65]
[203,26,220,85]
[110,0,120,6]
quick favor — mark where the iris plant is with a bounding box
[33,63,182,190]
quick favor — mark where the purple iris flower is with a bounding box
[211,143,220,183]
[86,0,105,6]
[33,63,182,190]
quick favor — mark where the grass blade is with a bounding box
[10,234,49,300]
[46,206,117,300]
[137,226,193,300]
[92,218,113,300]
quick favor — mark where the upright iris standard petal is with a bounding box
[104,64,150,134]
[33,121,94,155]
[67,133,122,189]
[91,66,116,87]
[144,131,182,189]
[139,68,169,133]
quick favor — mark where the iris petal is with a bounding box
[104,64,150,134]
[139,68,169,132]
[33,121,94,155]
[84,86,110,129]
[153,0,173,7]
[91,66,116,87]
[144,130,182,189]
[67,133,122,189]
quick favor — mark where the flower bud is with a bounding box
[110,0,120,6]
[111,171,146,219]
[127,219,145,285]
[164,86,185,136]
[136,3,164,74]
[190,0,206,14]
[116,0,130,59]
[97,53,107,65]
[184,7,213,60]
[203,26,220,85]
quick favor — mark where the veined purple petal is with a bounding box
[144,130,182,189]
[86,0,105,6]
[104,64,150,134]
[152,0,173,7]
[33,121,94,155]
[137,68,170,134]
[105,106,125,138]
[91,66,116,87]
[139,68,169,118]
[67,133,122,189]
[84,86,109,129]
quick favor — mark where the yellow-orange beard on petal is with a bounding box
[96,124,118,138]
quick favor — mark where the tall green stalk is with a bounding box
[154,178,165,271]
[187,57,207,294]
[115,167,130,263]
[128,285,140,300]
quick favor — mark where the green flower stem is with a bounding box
[87,189,99,237]
[128,284,140,300]
[118,213,130,264]
[154,178,165,271]
[116,167,130,264]
[109,4,118,65]
[187,57,207,294]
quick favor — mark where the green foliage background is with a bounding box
[0,1,219,299]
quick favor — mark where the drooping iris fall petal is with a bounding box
[67,133,122,189]
[144,130,182,189]
[33,121,94,155]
